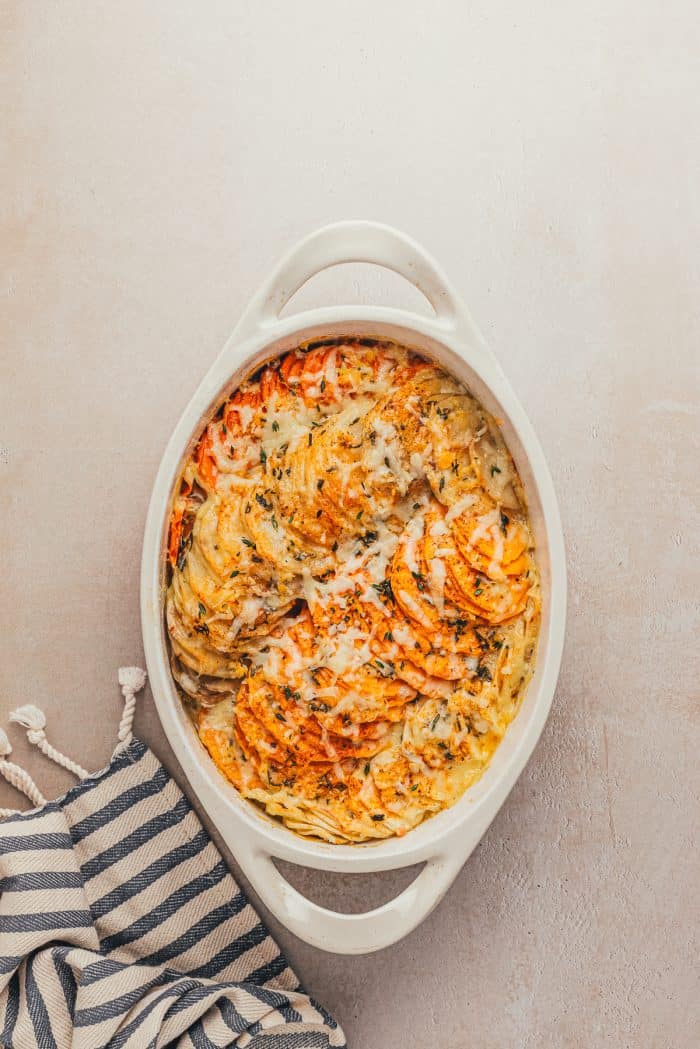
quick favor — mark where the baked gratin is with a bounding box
[166,338,540,844]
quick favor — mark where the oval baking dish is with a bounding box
[141,221,566,955]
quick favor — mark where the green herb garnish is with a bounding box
[371,578,394,601]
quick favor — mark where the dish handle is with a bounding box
[236,848,464,956]
[231,219,489,352]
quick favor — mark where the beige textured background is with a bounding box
[2,3,699,1046]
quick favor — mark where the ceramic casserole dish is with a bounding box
[141,220,566,955]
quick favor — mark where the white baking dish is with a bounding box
[141,221,566,955]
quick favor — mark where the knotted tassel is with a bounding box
[9,706,90,780]
[117,666,147,744]
[0,726,47,812]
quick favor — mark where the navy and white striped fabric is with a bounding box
[0,738,345,1048]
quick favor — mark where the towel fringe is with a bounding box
[0,727,47,810]
[10,705,90,780]
[117,666,147,744]
[0,666,147,811]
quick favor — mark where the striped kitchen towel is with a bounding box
[0,673,345,1048]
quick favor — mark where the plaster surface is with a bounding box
[2,3,698,1046]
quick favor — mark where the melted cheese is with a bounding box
[167,338,541,845]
